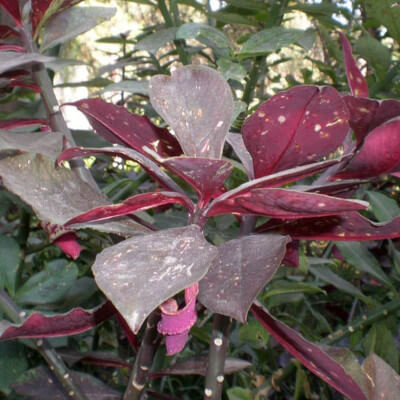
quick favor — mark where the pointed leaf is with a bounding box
[41,7,116,51]
[57,145,184,193]
[149,65,234,158]
[207,188,367,219]
[65,98,182,157]
[362,353,400,400]
[92,225,217,333]
[136,27,178,53]
[335,118,400,179]
[0,52,55,75]
[339,33,369,98]
[0,153,148,236]
[0,235,21,296]
[258,212,400,241]
[176,23,232,49]
[0,302,114,341]
[199,235,290,322]
[65,191,194,226]
[366,191,400,222]
[0,0,22,26]
[242,85,349,177]
[226,133,254,179]
[12,366,121,400]
[0,25,18,39]
[251,302,369,400]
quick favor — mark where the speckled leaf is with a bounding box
[0,53,55,75]
[65,98,182,157]
[251,302,369,400]
[149,65,234,158]
[162,157,232,207]
[12,366,121,400]
[65,191,194,226]
[334,118,400,179]
[57,146,183,193]
[257,212,400,241]
[0,0,22,26]
[92,225,217,333]
[362,353,400,399]
[242,85,349,177]
[226,133,254,179]
[344,95,400,144]
[41,7,116,51]
[0,302,114,341]
[339,33,369,98]
[0,153,148,236]
[199,235,290,322]
[207,188,367,219]
[0,130,62,159]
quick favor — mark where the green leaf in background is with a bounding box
[210,11,257,26]
[55,78,112,88]
[296,28,316,51]
[224,0,269,11]
[309,265,372,304]
[126,0,156,6]
[240,27,307,57]
[362,0,400,45]
[41,7,117,51]
[100,80,149,95]
[227,387,253,400]
[0,235,21,296]
[15,259,79,305]
[177,23,232,49]
[263,280,325,299]
[354,34,391,81]
[217,58,247,82]
[0,342,28,395]
[366,191,400,222]
[335,242,392,287]
[363,324,399,372]
[135,27,178,54]
[0,191,12,216]
[239,319,269,348]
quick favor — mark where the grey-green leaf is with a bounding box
[0,235,21,296]
[176,23,232,49]
[41,7,116,51]
[366,191,400,222]
[92,225,217,333]
[135,27,177,53]
[100,80,149,95]
[0,53,55,75]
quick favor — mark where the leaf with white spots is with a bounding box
[251,302,369,400]
[207,188,368,219]
[334,118,400,179]
[65,98,182,157]
[242,85,349,177]
[92,225,217,333]
[339,33,369,98]
[199,235,290,323]
[0,153,148,237]
[149,65,234,159]
[257,212,400,241]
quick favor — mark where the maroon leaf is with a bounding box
[8,81,41,92]
[54,232,82,260]
[57,146,184,194]
[251,302,369,400]
[92,225,218,333]
[58,349,131,369]
[66,98,182,157]
[207,188,367,219]
[161,157,232,208]
[64,191,194,226]
[257,212,400,241]
[12,366,121,400]
[0,0,22,27]
[226,133,254,179]
[282,241,299,268]
[334,118,400,179]
[199,234,290,323]
[339,32,369,98]
[149,65,234,158]
[242,85,349,177]
[0,119,47,130]
[0,44,25,52]
[0,302,115,341]
[0,25,18,39]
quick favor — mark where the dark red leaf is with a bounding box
[0,44,24,52]
[65,191,194,226]
[66,99,182,157]
[257,212,400,241]
[339,32,369,98]
[54,232,82,260]
[334,118,400,179]
[251,302,369,400]
[242,85,349,177]
[199,234,290,322]
[162,157,232,208]
[0,119,47,130]
[0,0,22,27]
[8,81,41,92]
[0,69,29,80]
[58,349,131,369]
[0,25,19,39]
[207,188,367,219]
[282,241,299,267]
[0,302,115,341]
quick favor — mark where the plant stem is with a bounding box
[241,56,263,105]
[0,288,89,400]
[123,311,161,400]
[203,314,231,400]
